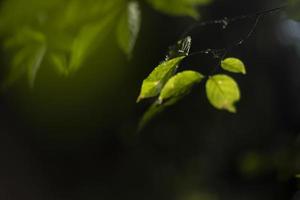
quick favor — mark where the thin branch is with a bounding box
[181,5,286,75]
[180,5,287,39]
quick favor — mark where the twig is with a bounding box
[180,5,286,39]
[180,5,286,74]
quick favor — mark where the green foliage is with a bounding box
[3,27,47,87]
[147,0,211,19]
[137,37,246,129]
[0,0,129,85]
[116,1,141,57]
[68,11,117,73]
[206,74,240,113]
[0,0,211,86]
[137,56,186,102]
[159,70,204,103]
[221,57,246,74]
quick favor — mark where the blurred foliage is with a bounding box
[0,0,211,87]
[147,0,211,18]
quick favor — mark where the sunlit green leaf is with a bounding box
[147,0,211,18]
[137,56,185,102]
[159,70,204,103]
[116,1,141,57]
[206,74,240,113]
[221,57,246,74]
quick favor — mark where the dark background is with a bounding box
[0,0,299,199]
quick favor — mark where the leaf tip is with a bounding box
[227,105,237,113]
[136,96,142,103]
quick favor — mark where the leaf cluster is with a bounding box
[0,0,211,86]
[136,37,247,129]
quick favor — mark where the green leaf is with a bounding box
[137,56,185,102]
[147,0,211,18]
[296,174,300,178]
[206,74,240,113]
[221,57,246,74]
[159,70,204,103]
[116,1,141,57]
[138,102,165,131]
[3,28,47,87]
[138,69,202,131]
[50,53,69,76]
[27,44,47,87]
[69,13,117,72]
[138,96,182,131]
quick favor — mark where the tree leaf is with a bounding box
[69,13,117,73]
[159,70,204,103]
[50,52,69,76]
[27,44,47,87]
[147,0,211,19]
[3,28,47,87]
[206,74,240,113]
[221,57,246,74]
[137,56,185,102]
[116,1,141,57]
[138,96,183,131]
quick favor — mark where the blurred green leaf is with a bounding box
[49,53,69,76]
[116,1,141,57]
[69,13,117,72]
[221,57,246,74]
[138,96,183,131]
[159,70,204,103]
[137,56,185,102]
[239,152,265,177]
[3,27,47,87]
[147,0,211,18]
[206,74,240,113]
